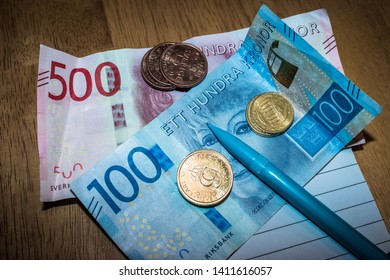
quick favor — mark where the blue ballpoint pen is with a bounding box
[207,123,389,260]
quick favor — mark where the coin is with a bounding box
[246,92,294,136]
[245,97,273,137]
[160,43,208,88]
[146,42,177,88]
[141,50,176,91]
[177,149,233,207]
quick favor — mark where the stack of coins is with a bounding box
[246,92,294,137]
[141,42,208,91]
[176,149,233,207]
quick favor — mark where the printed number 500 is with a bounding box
[48,60,121,101]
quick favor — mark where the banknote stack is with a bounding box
[37,7,347,203]
[69,4,381,260]
[37,6,387,260]
[141,42,208,91]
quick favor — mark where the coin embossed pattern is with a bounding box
[177,150,233,207]
[246,92,294,137]
[160,43,208,88]
[146,42,176,88]
[141,42,208,91]
[141,49,176,91]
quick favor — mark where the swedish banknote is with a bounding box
[70,5,381,260]
[37,9,345,201]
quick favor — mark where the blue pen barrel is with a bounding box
[256,162,389,260]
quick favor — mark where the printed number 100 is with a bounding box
[86,147,162,214]
[312,88,355,131]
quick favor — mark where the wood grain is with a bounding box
[0,0,389,259]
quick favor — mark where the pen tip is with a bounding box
[207,123,216,131]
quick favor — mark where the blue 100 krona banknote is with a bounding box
[71,5,381,259]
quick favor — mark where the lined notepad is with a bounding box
[230,148,390,259]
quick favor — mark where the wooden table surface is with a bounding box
[1,0,389,259]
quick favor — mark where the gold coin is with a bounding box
[245,97,274,137]
[177,150,233,207]
[246,92,294,136]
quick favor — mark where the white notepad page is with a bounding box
[230,148,390,259]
